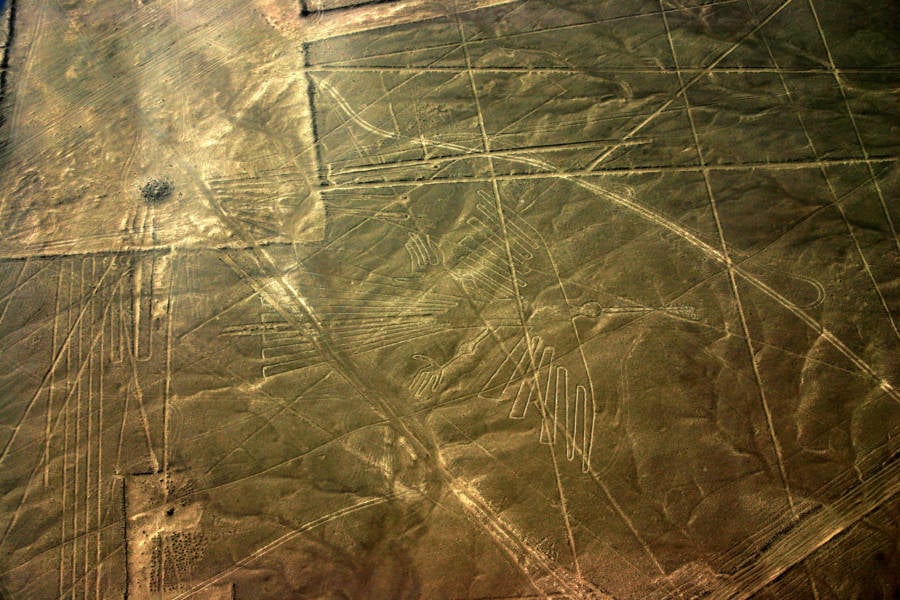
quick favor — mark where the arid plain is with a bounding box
[0,0,897,598]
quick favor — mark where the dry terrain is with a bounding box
[0,0,897,598]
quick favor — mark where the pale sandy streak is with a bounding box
[0,257,119,467]
[708,455,900,600]
[293,0,520,41]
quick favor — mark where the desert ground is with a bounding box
[0,0,897,598]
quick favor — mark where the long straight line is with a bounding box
[122,322,161,475]
[325,156,895,189]
[58,259,73,600]
[163,248,177,501]
[456,7,584,582]
[296,0,519,41]
[329,139,650,178]
[707,453,899,600]
[131,210,145,360]
[84,257,95,600]
[586,0,798,170]
[659,2,796,514]
[121,477,129,600]
[0,260,52,309]
[0,259,28,329]
[806,0,899,253]
[44,263,64,487]
[0,256,119,467]
[742,5,834,597]
[96,258,105,600]
[0,262,128,550]
[749,4,897,339]
[308,65,899,74]
[304,0,749,67]
[72,257,87,599]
